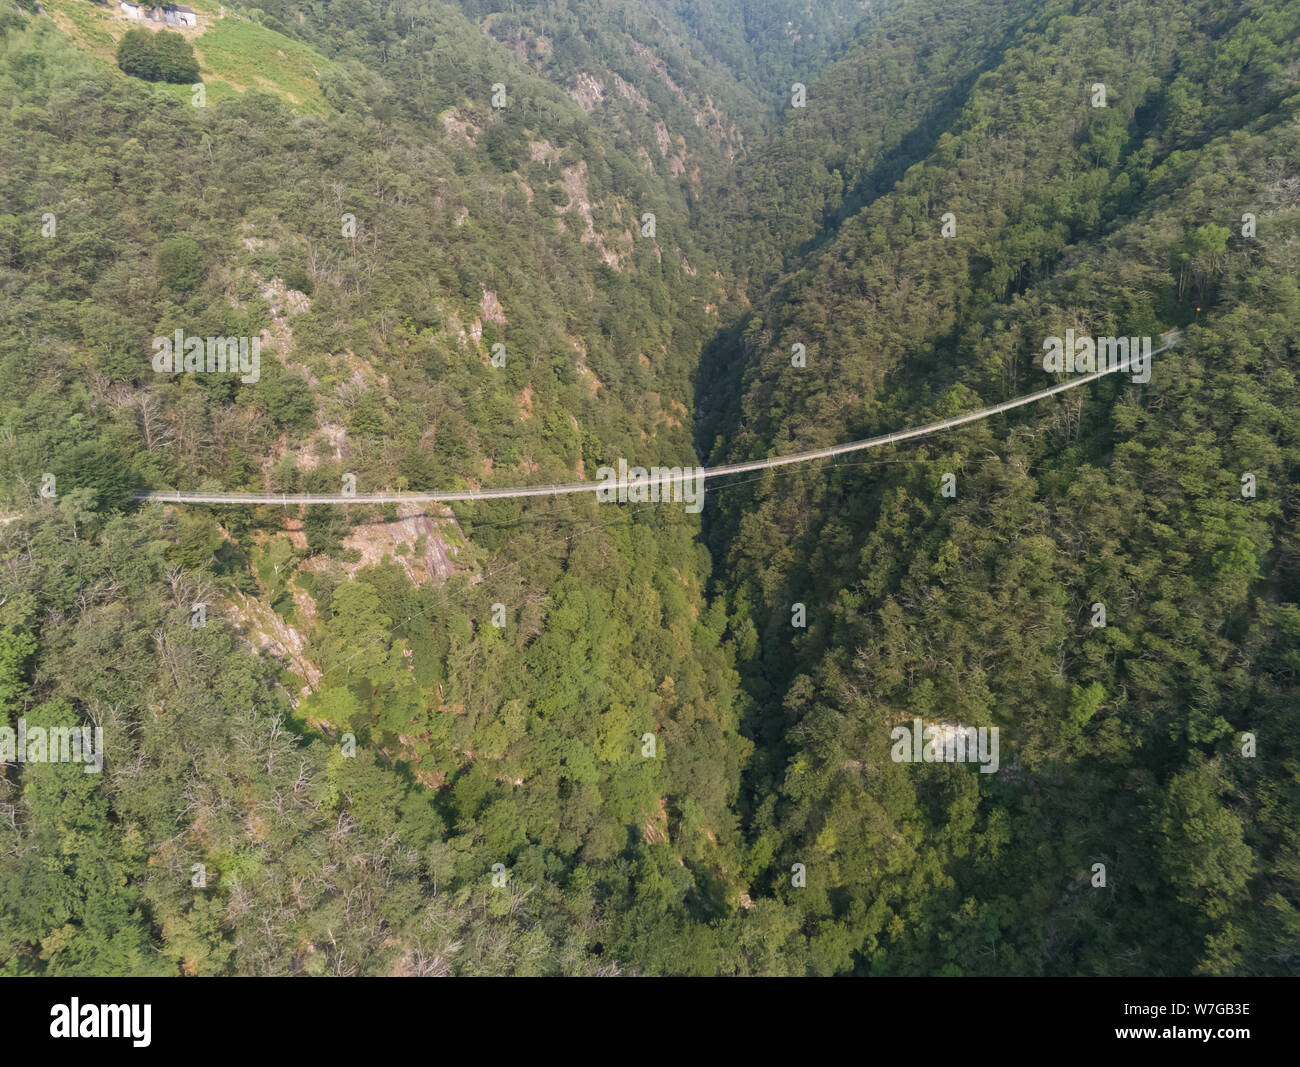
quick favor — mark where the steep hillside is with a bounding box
[0,0,756,975]
[703,0,1300,975]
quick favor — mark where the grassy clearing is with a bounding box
[42,0,336,114]
[191,16,335,114]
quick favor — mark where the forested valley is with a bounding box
[0,0,1296,976]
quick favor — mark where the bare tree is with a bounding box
[133,392,174,453]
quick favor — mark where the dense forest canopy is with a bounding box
[0,0,1296,976]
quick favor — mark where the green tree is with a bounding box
[116,29,199,85]
[158,236,206,294]
[153,31,200,85]
[116,28,160,82]
[0,629,35,711]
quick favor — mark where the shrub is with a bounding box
[283,267,314,295]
